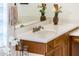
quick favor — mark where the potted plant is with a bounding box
[38,3,47,21]
[53,4,62,25]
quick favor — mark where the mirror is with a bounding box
[16,3,53,27]
[14,3,79,27]
[16,3,41,26]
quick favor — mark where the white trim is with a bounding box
[3,3,8,46]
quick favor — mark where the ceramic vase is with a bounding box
[40,13,46,22]
[53,13,59,25]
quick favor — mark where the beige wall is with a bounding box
[16,3,79,24]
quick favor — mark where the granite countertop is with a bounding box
[16,23,78,43]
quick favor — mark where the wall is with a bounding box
[17,3,79,24]
[59,3,79,24]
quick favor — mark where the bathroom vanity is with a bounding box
[8,3,79,56]
[19,33,69,56]
[16,23,78,56]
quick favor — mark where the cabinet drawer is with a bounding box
[21,40,46,55]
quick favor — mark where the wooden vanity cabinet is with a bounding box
[16,33,69,56]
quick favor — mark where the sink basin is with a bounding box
[27,30,55,39]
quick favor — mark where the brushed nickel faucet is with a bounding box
[33,26,44,32]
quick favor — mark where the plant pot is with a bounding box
[40,15,46,22]
[53,13,59,25]
[53,16,58,25]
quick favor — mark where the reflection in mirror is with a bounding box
[9,3,79,28]
[16,3,41,27]
[38,3,47,22]
[16,3,54,27]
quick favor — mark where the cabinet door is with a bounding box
[62,43,68,56]
[53,44,64,56]
[46,43,68,56]
[53,34,69,56]
[71,37,79,56]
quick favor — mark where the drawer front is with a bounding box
[21,40,46,55]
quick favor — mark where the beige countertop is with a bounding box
[69,28,79,36]
[15,23,79,43]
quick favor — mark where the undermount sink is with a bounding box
[27,30,55,39]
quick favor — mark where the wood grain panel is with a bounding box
[21,40,46,55]
[46,40,54,53]
[53,34,66,47]
[71,36,79,56]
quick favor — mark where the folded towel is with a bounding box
[10,5,18,26]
